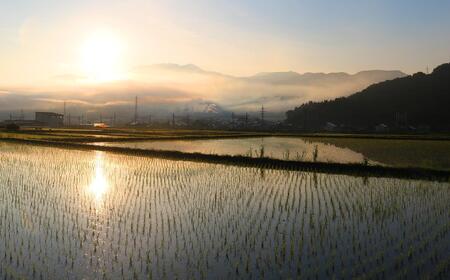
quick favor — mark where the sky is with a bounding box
[0,0,450,119]
[0,0,449,118]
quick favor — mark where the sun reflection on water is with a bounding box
[88,151,109,203]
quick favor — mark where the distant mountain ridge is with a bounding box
[135,63,406,84]
[130,63,406,113]
[286,62,450,130]
[244,70,406,86]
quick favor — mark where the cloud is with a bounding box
[52,74,88,82]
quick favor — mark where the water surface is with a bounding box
[0,142,449,279]
[97,136,450,169]
[97,137,370,163]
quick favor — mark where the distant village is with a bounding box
[0,94,433,133]
[0,110,276,130]
[0,108,430,134]
[0,100,284,131]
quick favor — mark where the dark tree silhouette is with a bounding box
[286,63,450,131]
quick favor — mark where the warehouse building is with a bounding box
[35,112,64,127]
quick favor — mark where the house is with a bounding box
[324,122,337,132]
[417,125,430,133]
[1,119,43,127]
[35,112,64,127]
[375,123,389,133]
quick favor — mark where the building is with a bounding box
[375,123,389,133]
[35,112,64,127]
[0,119,43,127]
[324,122,337,132]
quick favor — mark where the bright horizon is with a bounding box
[2,1,450,86]
[1,0,450,118]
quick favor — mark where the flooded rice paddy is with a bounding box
[96,136,450,170]
[0,142,449,279]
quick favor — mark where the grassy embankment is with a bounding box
[304,137,450,171]
[1,127,450,142]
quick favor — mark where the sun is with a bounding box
[80,30,123,82]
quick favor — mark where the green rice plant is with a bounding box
[0,142,448,279]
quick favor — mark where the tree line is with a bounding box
[286,63,450,131]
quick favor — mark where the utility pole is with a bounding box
[261,105,265,126]
[172,112,175,127]
[63,101,66,126]
[134,96,138,124]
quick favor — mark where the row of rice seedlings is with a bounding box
[0,142,449,279]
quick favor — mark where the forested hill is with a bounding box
[285,62,450,131]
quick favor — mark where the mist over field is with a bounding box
[0,64,405,120]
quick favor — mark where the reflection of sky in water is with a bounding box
[0,142,449,278]
[96,136,450,169]
[88,151,109,203]
[99,137,369,164]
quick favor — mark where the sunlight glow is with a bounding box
[80,30,123,82]
[88,152,109,202]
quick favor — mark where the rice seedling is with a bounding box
[0,142,449,279]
